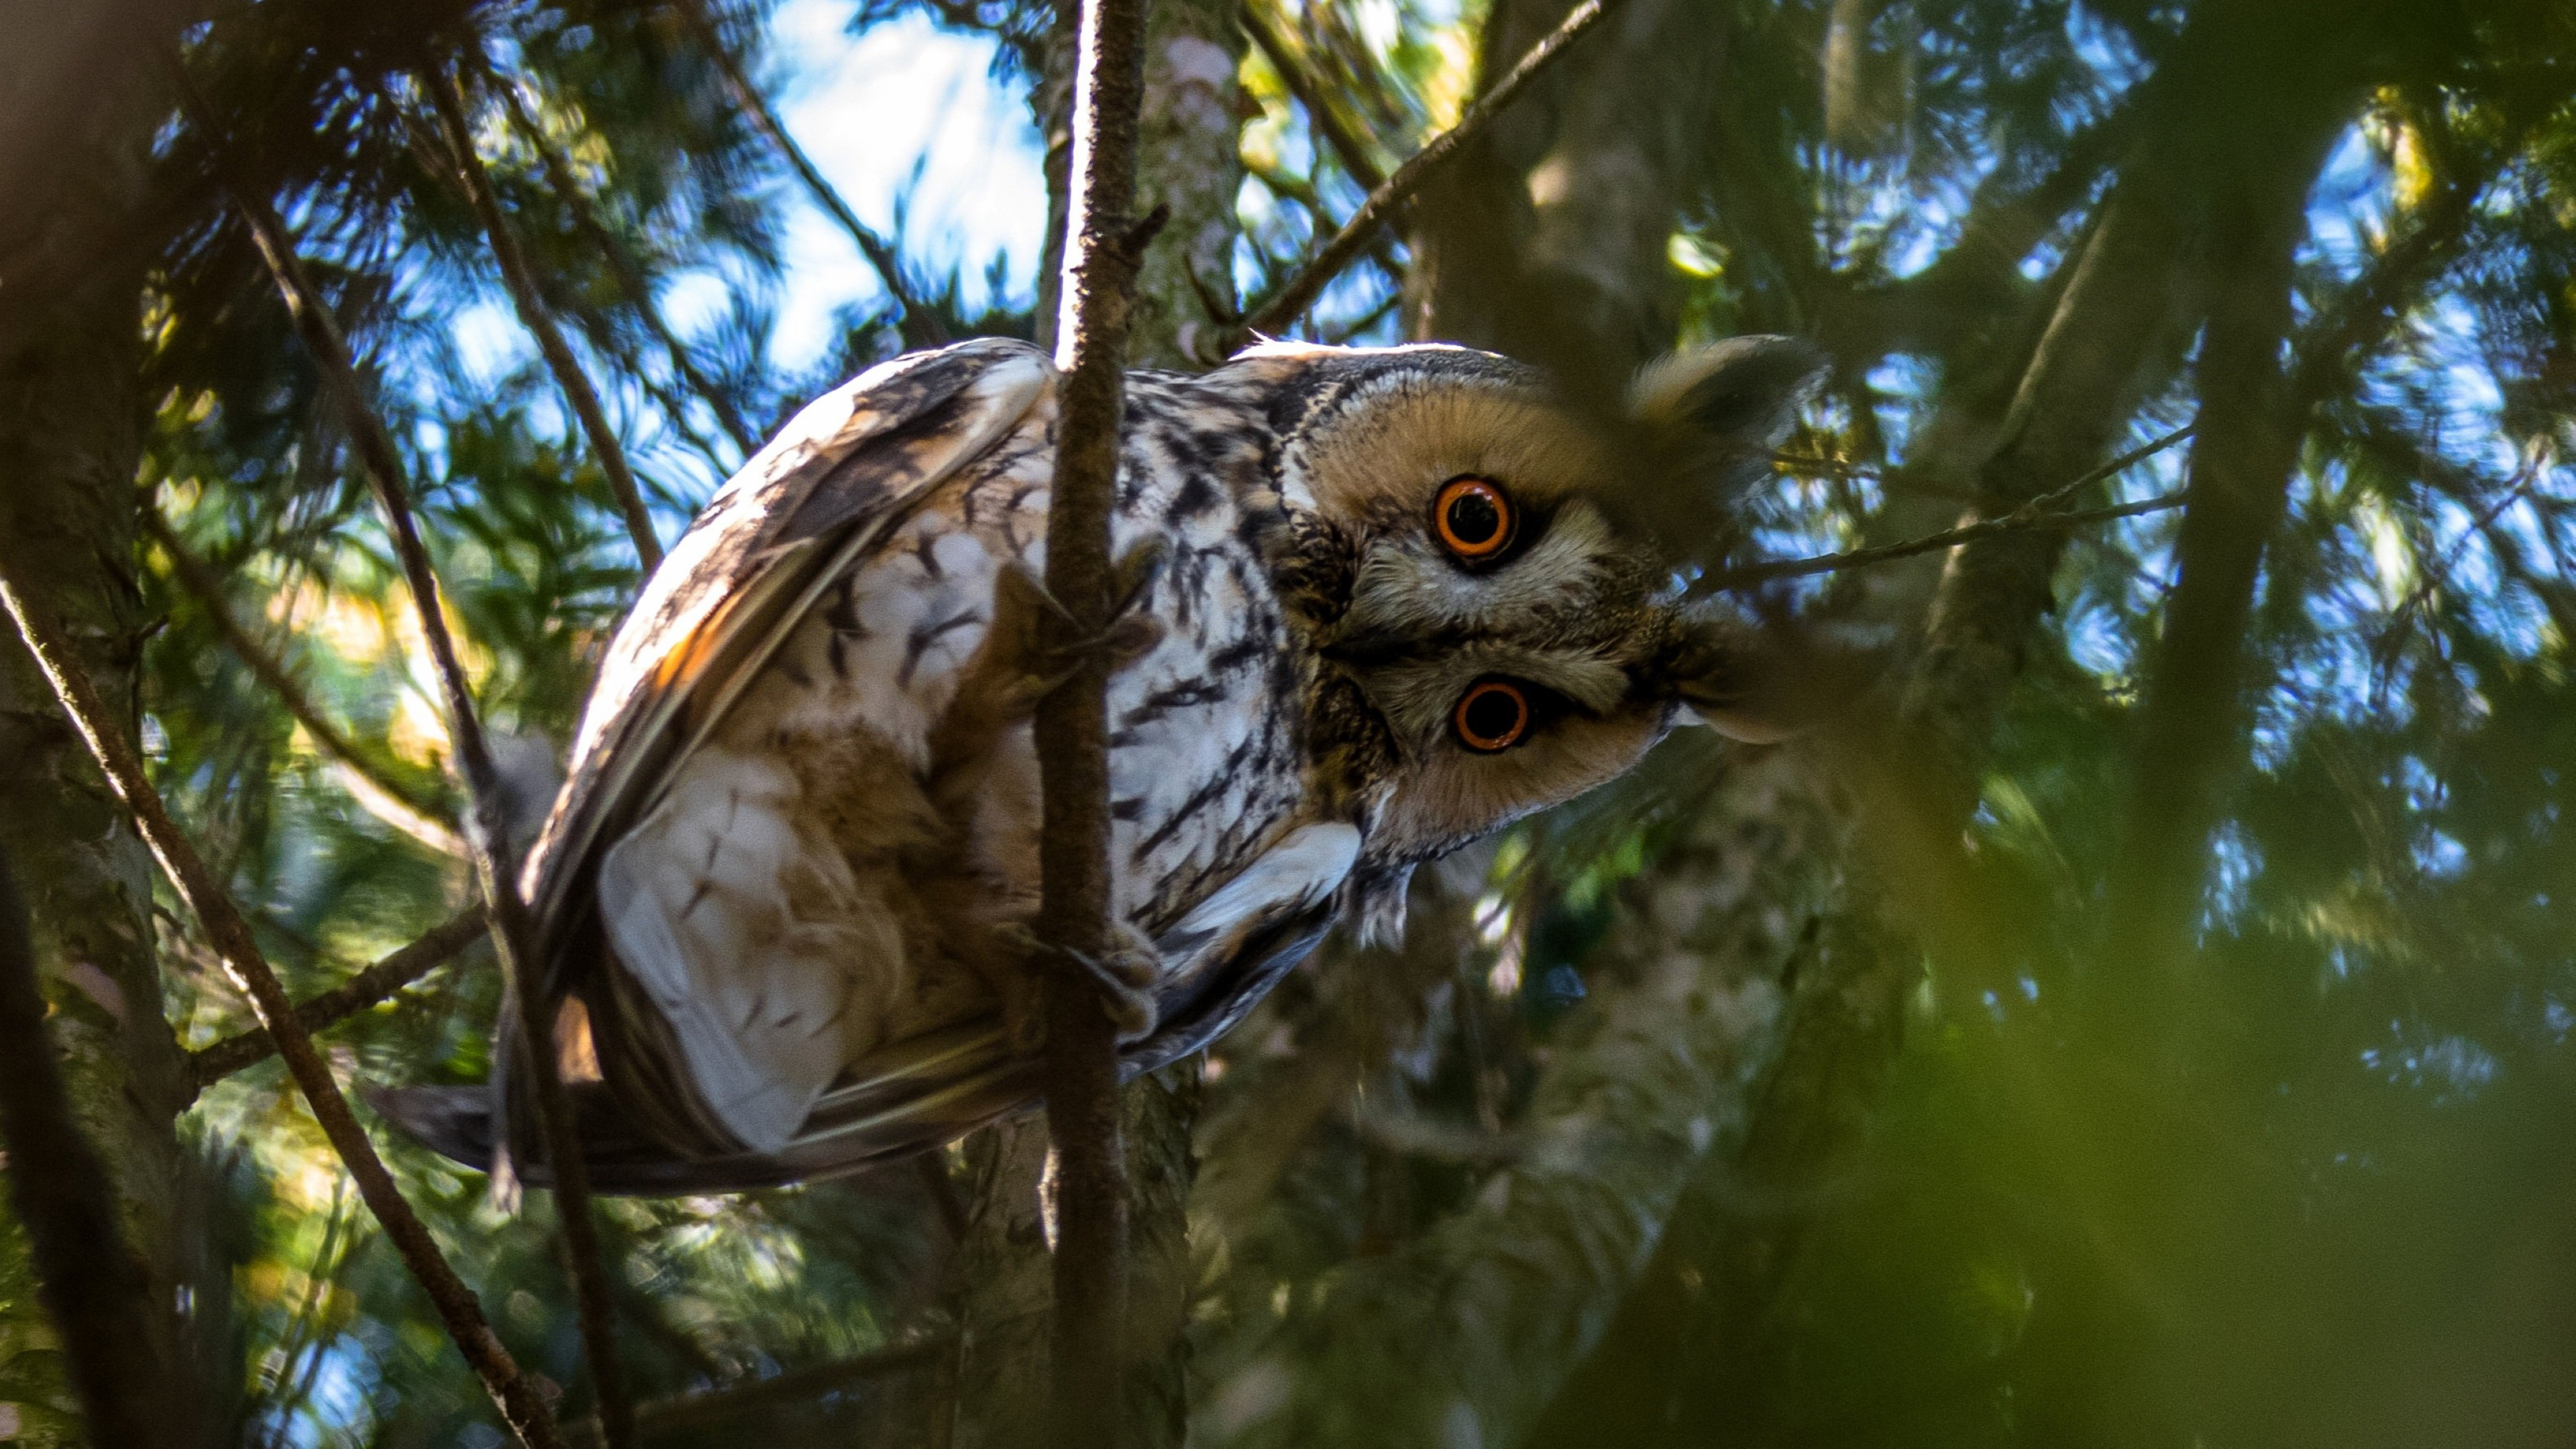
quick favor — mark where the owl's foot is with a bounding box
[996,537,1168,682]
[924,543,1166,827]
[989,918,1163,1051]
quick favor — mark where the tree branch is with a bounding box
[1242,8,1386,193]
[0,845,178,1448]
[189,73,637,1444]
[562,1337,955,1446]
[1713,427,2197,588]
[184,906,490,1099]
[1240,0,1623,337]
[0,570,564,1449]
[673,0,946,345]
[476,61,762,455]
[139,506,464,856]
[1036,0,1156,1438]
[416,63,663,571]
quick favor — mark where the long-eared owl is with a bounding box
[378,333,1825,1193]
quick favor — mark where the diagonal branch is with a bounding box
[1240,0,1623,337]
[562,1336,955,1446]
[140,507,464,856]
[415,64,663,570]
[0,570,564,1449]
[673,0,945,345]
[181,65,638,1444]
[476,61,762,455]
[0,845,178,1448]
[1715,427,2198,588]
[1036,0,1157,1437]
[184,905,490,1099]
[1242,7,1386,193]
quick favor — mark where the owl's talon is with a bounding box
[990,919,1161,1046]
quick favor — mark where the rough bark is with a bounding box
[1196,752,1841,1449]
[0,850,176,1448]
[0,7,192,1438]
[1405,0,1700,396]
[1032,0,1157,1440]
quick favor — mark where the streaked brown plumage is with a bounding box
[376,332,1823,1192]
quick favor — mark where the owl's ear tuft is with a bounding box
[1668,608,1878,745]
[1626,336,1830,494]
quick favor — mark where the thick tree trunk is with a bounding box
[0,3,191,1440]
[1405,0,1700,393]
[947,3,1244,1443]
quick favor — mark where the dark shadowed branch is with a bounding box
[1240,0,1623,337]
[416,62,663,571]
[563,1336,956,1446]
[0,569,566,1449]
[1034,0,1157,1438]
[185,905,490,1099]
[0,844,178,1448]
[2099,92,2516,989]
[196,80,637,1446]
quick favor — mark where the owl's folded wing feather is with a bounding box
[525,337,1058,931]
[376,338,1056,1179]
[374,820,1361,1193]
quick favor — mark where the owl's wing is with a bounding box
[374,338,1055,1175]
[610,820,1360,1192]
[525,337,1056,933]
[373,820,1360,1194]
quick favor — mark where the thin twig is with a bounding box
[1242,8,1386,192]
[561,1337,955,1446]
[186,72,635,1445]
[185,906,490,1099]
[417,64,663,570]
[1713,426,2198,588]
[0,571,564,1449]
[478,62,762,455]
[674,0,944,342]
[1240,0,1623,336]
[1036,0,1156,1436]
[140,508,464,856]
[1716,495,2187,588]
[2011,423,2195,519]
[0,846,179,1448]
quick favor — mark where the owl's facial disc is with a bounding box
[1267,362,1688,861]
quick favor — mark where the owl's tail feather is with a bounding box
[366,1020,1038,1195]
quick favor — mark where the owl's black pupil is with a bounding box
[1446,492,1503,545]
[1462,688,1524,745]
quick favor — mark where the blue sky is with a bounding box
[760,0,1047,365]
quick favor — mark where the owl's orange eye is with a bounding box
[1453,679,1532,752]
[1434,476,1515,560]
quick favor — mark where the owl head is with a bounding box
[1244,335,1827,890]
